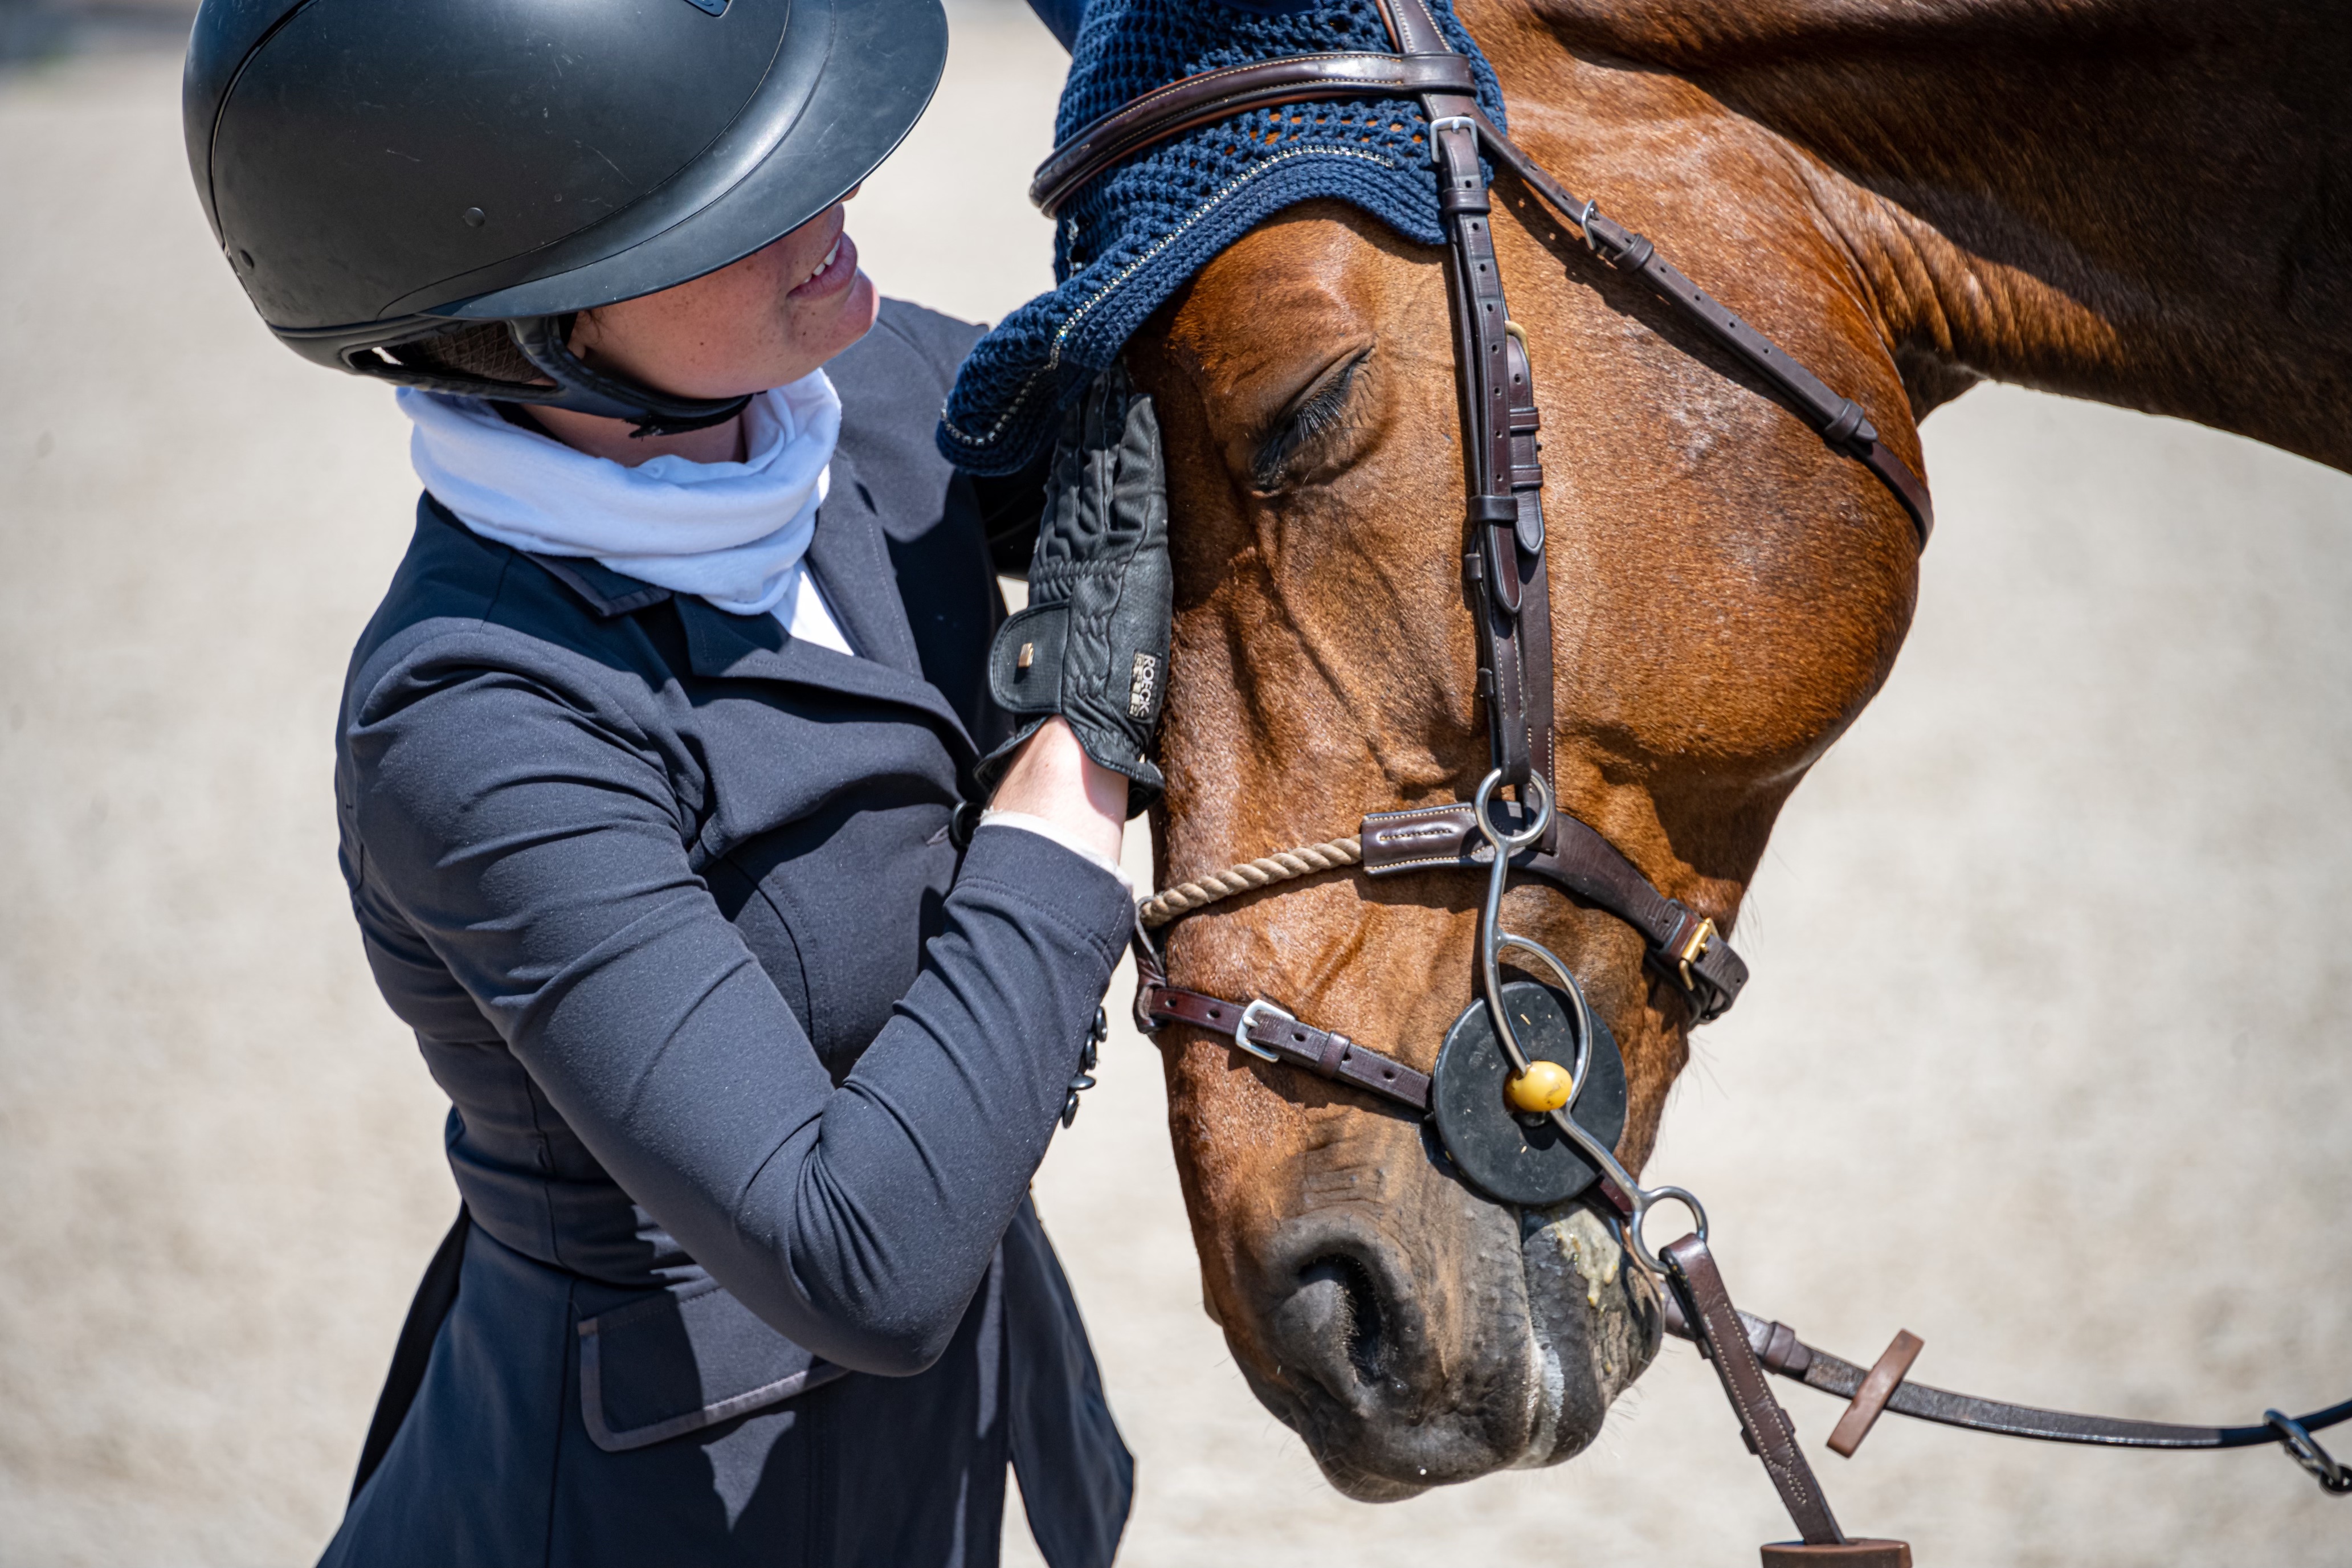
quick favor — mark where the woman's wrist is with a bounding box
[985,718,1126,865]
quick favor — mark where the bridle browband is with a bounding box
[1037,0,2350,1529]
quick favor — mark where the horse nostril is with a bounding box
[1298,1253,1386,1383]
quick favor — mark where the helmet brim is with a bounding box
[424,0,948,322]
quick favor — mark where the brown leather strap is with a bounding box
[1031,52,1479,217]
[1656,1291,2352,1456]
[1662,1234,1847,1546]
[1401,0,1557,834]
[1138,976,1433,1114]
[1360,801,1749,1019]
[1589,214,1934,548]
[1373,0,1449,55]
[1376,0,1542,793]
[1468,121,1932,548]
[1826,1330,1925,1457]
[1535,811,1745,1018]
[1461,299,1557,803]
[1502,326,1557,807]
[1761,1544,1913,1567]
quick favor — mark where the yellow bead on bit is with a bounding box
[1506,1059,1573,1113]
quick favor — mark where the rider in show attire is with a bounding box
[182,0,1167,1562]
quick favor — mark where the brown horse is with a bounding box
[1123,0,2351,1499]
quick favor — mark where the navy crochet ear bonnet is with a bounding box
[937,0,1505,475]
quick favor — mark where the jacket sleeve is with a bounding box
[345,633,1133,1376]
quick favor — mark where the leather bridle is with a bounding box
[1030,0,2351,1536]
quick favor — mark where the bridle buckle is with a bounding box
[1425,113,1477,164]
[1232,998,1293,1064]
[1676,916,1719,991]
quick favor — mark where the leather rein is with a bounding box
[1032,0,2351,1526]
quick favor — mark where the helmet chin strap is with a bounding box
[507,315,752,439]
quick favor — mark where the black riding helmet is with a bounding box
[183,0,949,434]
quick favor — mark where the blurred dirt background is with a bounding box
[2,3,2348,1563]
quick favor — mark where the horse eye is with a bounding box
[1251,350,1368,493]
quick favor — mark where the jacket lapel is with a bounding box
[806,452,925,679]
[514,477,975,757]
[675,597,976,759]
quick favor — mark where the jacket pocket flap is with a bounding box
[578,1279,845,1453]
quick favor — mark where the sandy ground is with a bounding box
[3,7,2349,1565]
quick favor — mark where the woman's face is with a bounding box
[570,191,877,399]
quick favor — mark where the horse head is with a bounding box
[962,0,2349,1504]
[1128,154,1920,1489]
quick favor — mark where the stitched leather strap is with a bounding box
[1663,1234,1847,1546]
[1657,1291,2352,1453]
[1032,52,1478,217]
[1138,979,1434,1114]
[1360,801,1749,1020]
[1502,328,1559,818]
[1419,0,1545,791]
[1467,123,1933,546]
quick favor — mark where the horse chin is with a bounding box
[1231,1192,1660,1500]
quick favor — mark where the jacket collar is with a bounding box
[672,600,974,758]
[499,458,926,675]
[465,485,974,758]
[802,447,925,680]
[525,552,673,616]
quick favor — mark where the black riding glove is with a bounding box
[978,365,1171,818]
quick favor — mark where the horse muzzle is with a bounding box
[1232,1171,1662,1500]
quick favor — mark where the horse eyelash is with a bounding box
[1252,352,1366,492]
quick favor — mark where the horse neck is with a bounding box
[1494,0,2352,471]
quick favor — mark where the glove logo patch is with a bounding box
[1127,652,1160,719]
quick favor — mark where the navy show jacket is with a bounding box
[321,302,1133,1568]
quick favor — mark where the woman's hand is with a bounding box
[986,716,1128,864]
[976,365,1171,818]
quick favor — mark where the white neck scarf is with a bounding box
[398,373,844,624]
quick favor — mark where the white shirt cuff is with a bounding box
[975,810,1134,895]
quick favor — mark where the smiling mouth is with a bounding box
[789,230,858,299]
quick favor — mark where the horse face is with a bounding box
[1126,197,1920,1496]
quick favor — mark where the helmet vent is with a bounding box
[382,323,550,391]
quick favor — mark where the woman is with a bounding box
[183,0,1165,1563]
